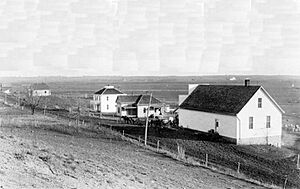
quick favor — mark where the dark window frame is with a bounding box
[266,116,271,128]
[249,116,254,129]
[258,98,262,108]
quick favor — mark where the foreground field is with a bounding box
[110,125,300,188]
[0,105,266,189]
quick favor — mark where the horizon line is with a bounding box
[1,74,300,78]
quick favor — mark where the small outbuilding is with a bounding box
[178,81,284,147]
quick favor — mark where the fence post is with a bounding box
[122,130,124,136]
[157,140,160,152]
[297,154,300,169]
[283,176,288,189]
[237,162,240,174]
[205,154,208,167]
[138,136,141,143]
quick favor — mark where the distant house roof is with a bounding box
[137,94,162,105]
[31,83,50,90]
[179,85,261,116]
[116,95,141,104]
[116,94,162,106]
[94,86,124,95]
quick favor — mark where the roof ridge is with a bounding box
[114,87,123,94]
[136,94,143,105]
[102,88,108,95]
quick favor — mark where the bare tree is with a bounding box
[23,88,42,115]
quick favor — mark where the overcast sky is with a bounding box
[0,0,300,77]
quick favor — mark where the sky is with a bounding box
[0,0,300,77]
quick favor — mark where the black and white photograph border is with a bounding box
[0,0,300,189]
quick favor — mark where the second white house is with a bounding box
[90,85,126,113]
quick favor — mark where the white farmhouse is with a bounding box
[178,81,284,147]
[30,83,51,96]
[90,85,125,113]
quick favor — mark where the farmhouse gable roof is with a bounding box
[180,85,262,116]
[31,83,50,90]
[94,86,123,95]
[116,94,162,106]
[137,94,162,105]
[116,95,140,104]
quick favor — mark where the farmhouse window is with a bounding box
[215,119,219,132]
[249,117,253,129]
[258,98,262,108]
[107,96,109,101]
[143,108,147,113]
[107,105,109,110]
[266,116,271,128]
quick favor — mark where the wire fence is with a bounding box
[105,124,300,189]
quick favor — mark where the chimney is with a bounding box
[245,79,250,87]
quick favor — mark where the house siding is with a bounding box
[91,94,125,113]
[178,109,237,139]
[33,89,51,96]
[237,88,282,147]
[137,105,161,118]
[100,94,120,113]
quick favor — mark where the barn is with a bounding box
[178,81,284,147]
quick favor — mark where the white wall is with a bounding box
[137,105,161,118]
[100,94,122,113]
[178,109,237,139]
[237,88,282,146]
[178,95,188,105]
[91,93,126,113]
[116,103,129,117]
[33,90,51,96]
[188,84,199,94]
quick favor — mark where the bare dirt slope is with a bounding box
[0,106,266,189]
[0,128,268,189]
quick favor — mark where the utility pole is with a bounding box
[297,154,300,169]
[144,93,152,146]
